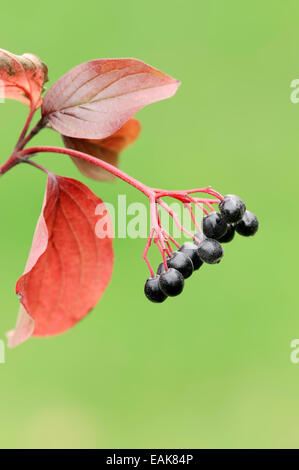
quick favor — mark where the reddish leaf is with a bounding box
[7,175,113,347]
[42,58,179,139]
[0,49,48,108]
[6,305,35,348]
[62,118,141,181]
[89,117,141,153]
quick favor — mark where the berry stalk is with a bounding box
[18,146,154,197]
[2,141,255,286]
[15,105,36,149]
[16,145,227,277]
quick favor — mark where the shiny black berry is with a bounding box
[158,268,184,296]
[179,242,203,270]
[144,275,167,303]
[157,251,194,279]
[218,223,235,243]
[219,194,246,223]
[198,238,223,264]
[235,210,259,236]
[202,212,228,240]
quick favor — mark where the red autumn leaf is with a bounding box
[42,58,179,139]
[0,49,48,108]
[7,175,113,347]
[62,118,141,181]
[6,305,35,348]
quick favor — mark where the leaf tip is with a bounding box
[6,304,35,348]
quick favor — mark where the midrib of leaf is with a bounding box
[56,189,85,319]
[47,69,152,113]
[58,79,175,114]
[57,181,101,318]
[52,65,136,110]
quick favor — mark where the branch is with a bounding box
[18,146,153,197]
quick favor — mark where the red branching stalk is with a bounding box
[16,145,223,277]
[19,146,154,197]
[184,203,201,230]
[15,105,35,149]
[0,114,224,279]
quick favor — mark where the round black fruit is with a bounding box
[158,268,184,296]
[219,194,246,223]
[179,242,203,270]
[144,275,167,303]
[198,238,223,264]
[202,212,228,240]
[157,251,194,279]
[235,210,259,236]
[218,223,235,243]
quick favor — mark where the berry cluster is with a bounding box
[144,194,258,303]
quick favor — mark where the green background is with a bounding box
[0,0,298,449]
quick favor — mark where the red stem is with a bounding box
[185,195,209,215]
[155,187,224,200]
[15,105,35,149]
[184,203,201,230]
[0,111,47,175]
[0,155,20,174]
[158,198,196,241]
[18,146,153,197]
[19,117,47,150]
[142,228,155,278]
[0,107,227,279]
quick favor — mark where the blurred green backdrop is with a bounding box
[0,0,298,449]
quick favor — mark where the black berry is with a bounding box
[219,194,246,223]
[157,251,194,279]
[218,223,235,243]
[198,238,223,264]
[202,212,228,240]
[179,242,203,270]
[159,268,184,296]
[144,275,167,303]
[235,210,259,236]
